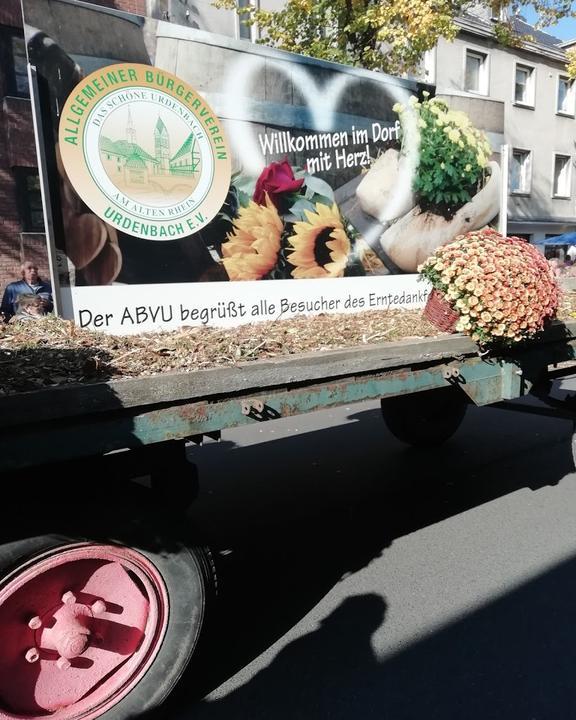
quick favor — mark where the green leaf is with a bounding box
[234,175,257,198]
[303,175,335,201]
[237,189,252,208]
[290,197,317,218]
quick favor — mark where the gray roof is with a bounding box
[511,16,562,48]
[458,11,566,60]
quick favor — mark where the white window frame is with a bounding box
[513,62,536,108]
[552,153,572,199]
[422,48,436,84]
[509,148,532,195]
[463,48,489,96]
[557,75,575,117]
[235,0,256,41]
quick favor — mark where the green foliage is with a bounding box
[395,95,492,216]
[567,48,576,79]
[493,20,528,47]
[213,0,576,76]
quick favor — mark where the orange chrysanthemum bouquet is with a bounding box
[218,161,361,281]
[419,229,559,346]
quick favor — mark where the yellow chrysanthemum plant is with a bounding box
[419,229,559,347]
[220,160,363,281]
[394,93,492,219]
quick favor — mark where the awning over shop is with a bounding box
[532,232,576,245]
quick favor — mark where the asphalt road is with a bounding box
[168,384,576,720]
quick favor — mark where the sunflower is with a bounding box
[221,194,283,281]
[288,203,350,279]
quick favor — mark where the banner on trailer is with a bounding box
[20,0,502,333]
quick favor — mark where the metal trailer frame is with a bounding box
[2,319,576,720]
[2,319,576,472]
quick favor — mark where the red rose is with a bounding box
[253,160,304,208]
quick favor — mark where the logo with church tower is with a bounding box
[98,106,202,205]
[59,63,231,242]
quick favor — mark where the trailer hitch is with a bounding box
[240,399,280,421]
[442,365,461,381]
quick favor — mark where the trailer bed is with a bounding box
[2,321,576,471]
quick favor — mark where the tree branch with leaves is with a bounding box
[213,0,576,76]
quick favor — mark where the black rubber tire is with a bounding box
[0,530,215,720]
[381,386,468,447]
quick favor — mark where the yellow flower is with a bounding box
[288,203,350,279]
[222,194,283,281]
[477,152,488,168]
[448,128,461,143]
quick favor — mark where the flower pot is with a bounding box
[423,289,459,333]
[378,162,501,273]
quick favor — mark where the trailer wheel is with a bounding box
[381,387,468,447]
[0,533,213,720]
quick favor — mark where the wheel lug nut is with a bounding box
[56,657,71,671]
[28,615,42,630]
[25,648,40,663]
[61,591,76,605]
[91,600,106,616]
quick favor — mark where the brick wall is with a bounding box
[92,0,146,13]
[0,0,146,28]
[0,1,23,29]
[0,96,50,287]
[0,0,146,293]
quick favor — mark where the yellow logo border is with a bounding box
[59,63,231,241]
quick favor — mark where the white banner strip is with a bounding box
[61,275,431,334]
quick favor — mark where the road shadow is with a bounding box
[0,343,198,554]
[177,400,574,698]
[177,552,576,720]
[189,593,387,720]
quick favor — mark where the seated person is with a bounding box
[9,293,47,322]
[1,261,52,322]
[547,257,565,276]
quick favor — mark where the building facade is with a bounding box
[2,0,575,293]
[426,7,576,245]
[146,1,576,247]
[0,0,146,293]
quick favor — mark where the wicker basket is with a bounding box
[423,289,460,333]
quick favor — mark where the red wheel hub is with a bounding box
[0,543,169,720]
